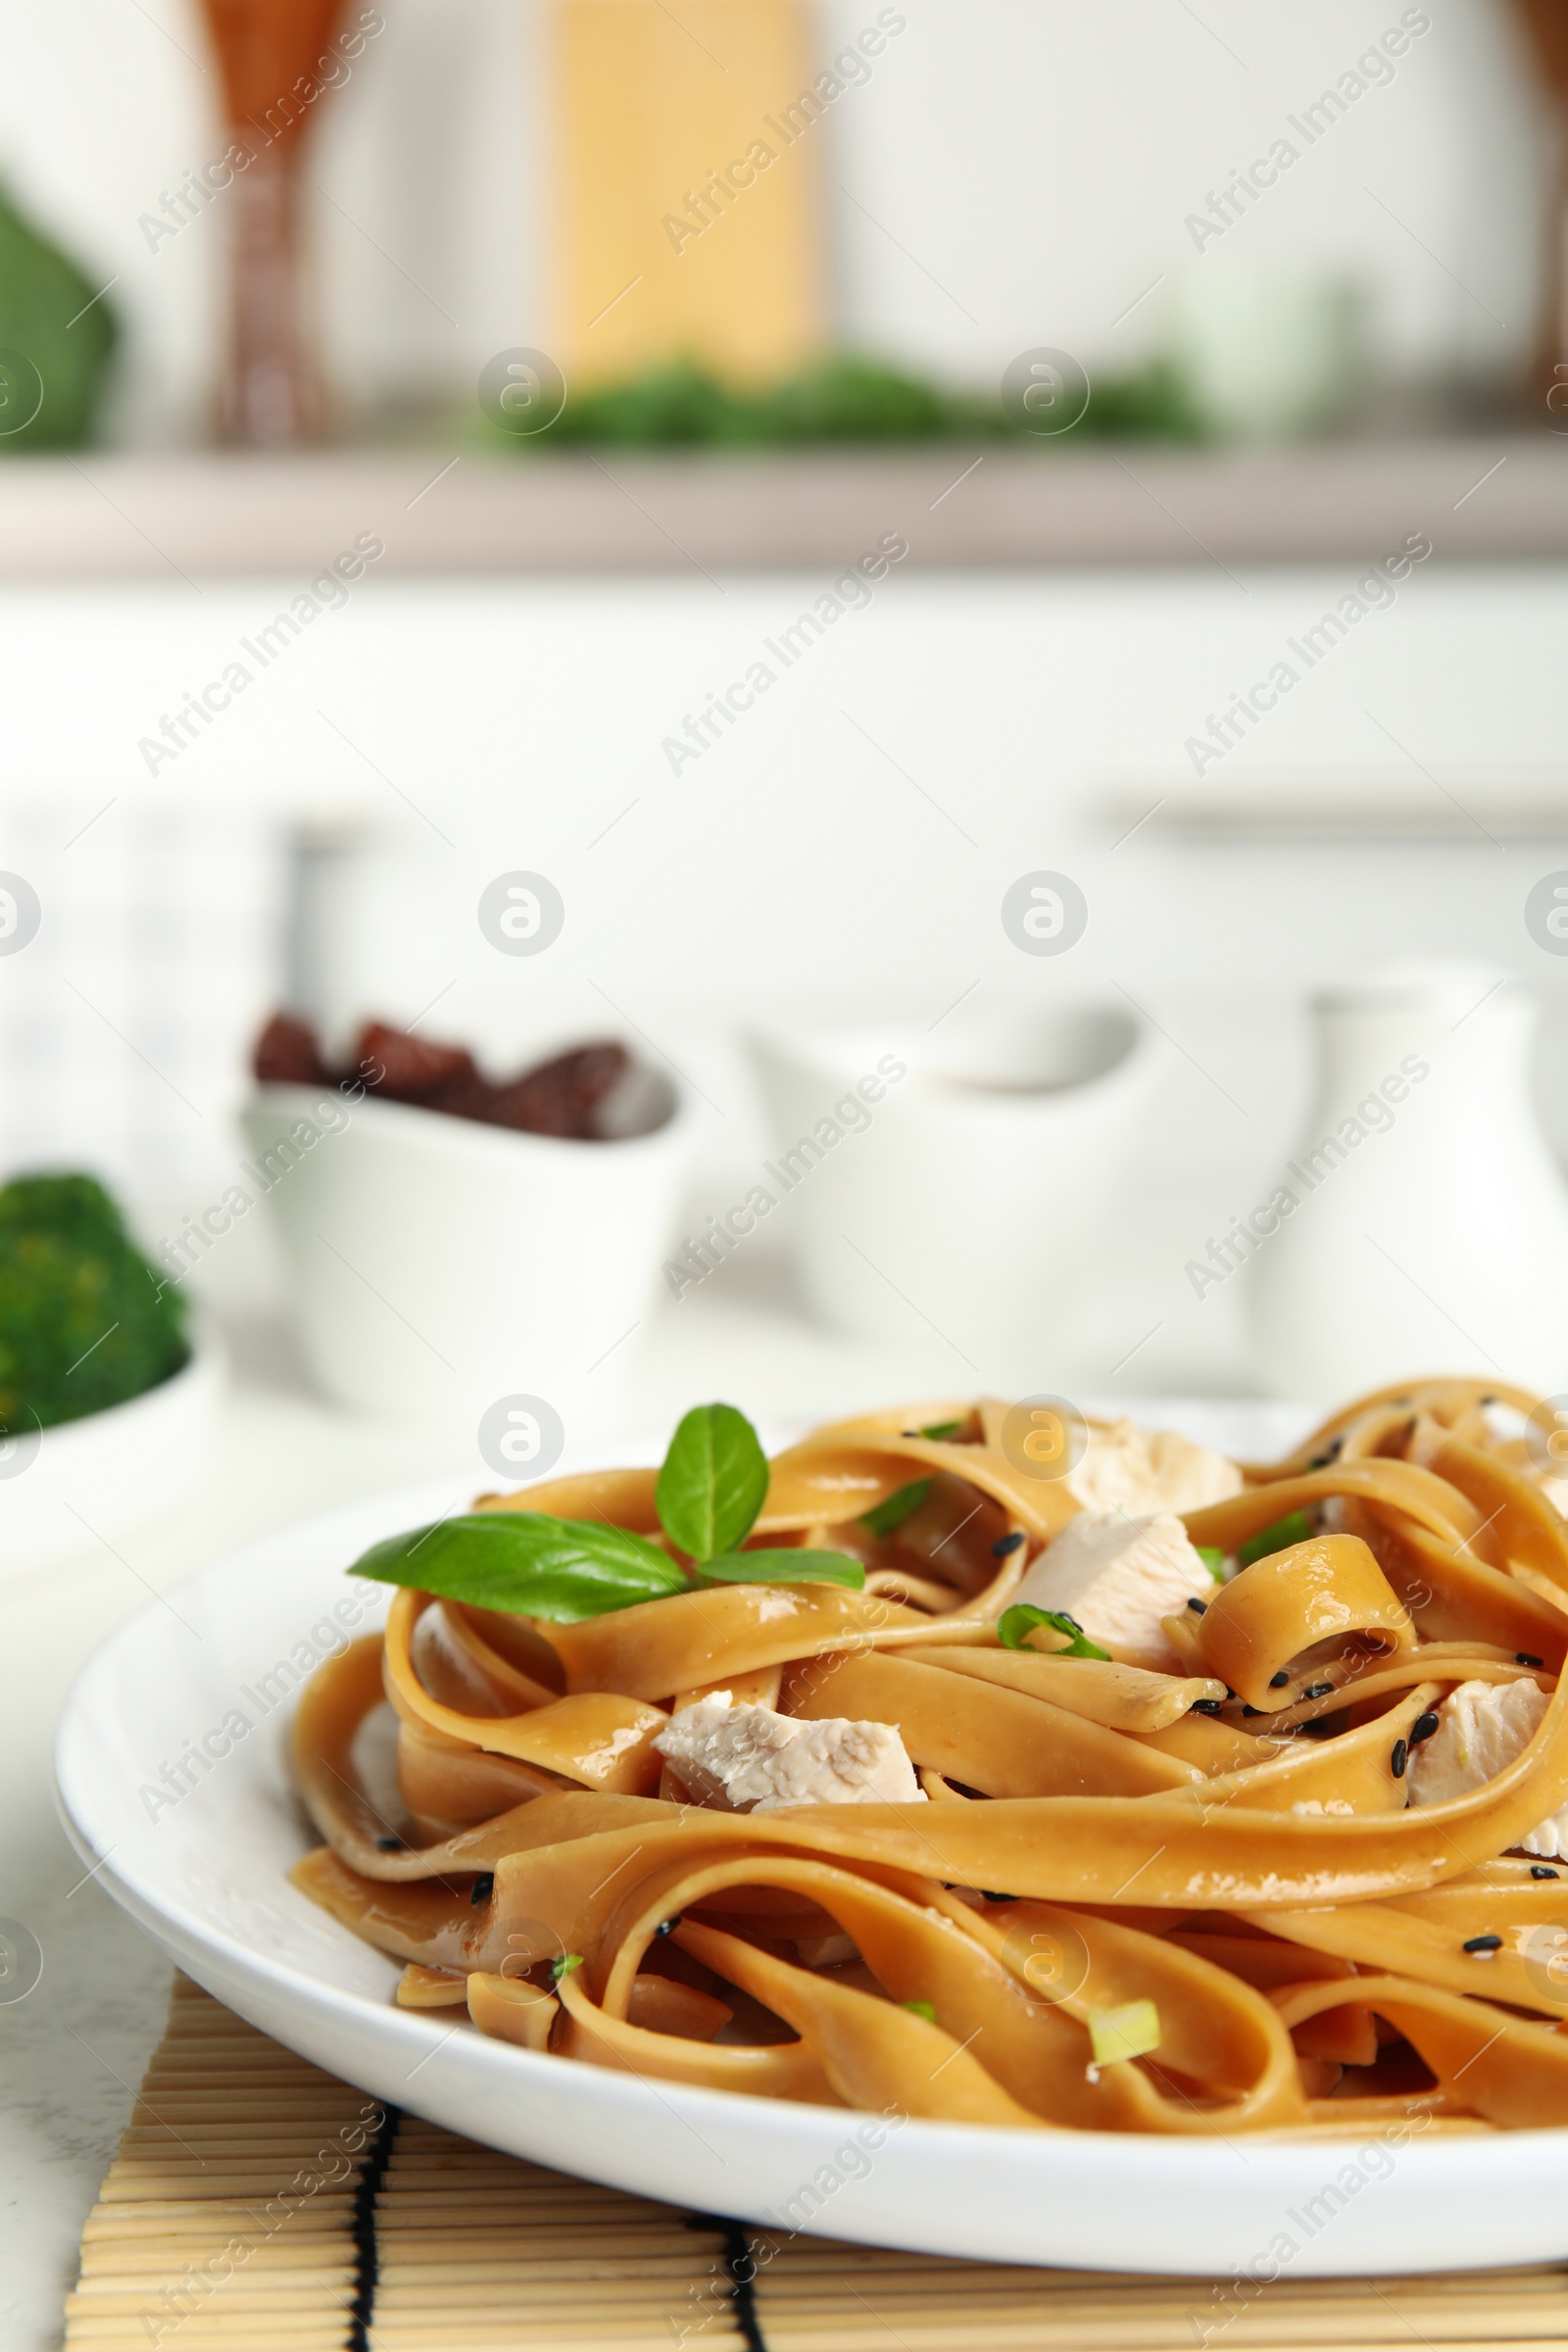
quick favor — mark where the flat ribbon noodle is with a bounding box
[288,1381,1568,2132]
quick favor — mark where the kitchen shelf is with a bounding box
[1,434,1563,579]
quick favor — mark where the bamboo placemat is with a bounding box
[63,1975,1568,2351]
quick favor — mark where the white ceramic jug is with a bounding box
[1248,964,1568,1399]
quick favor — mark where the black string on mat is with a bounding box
[685,2212,769,2352]
[347,2101,402,2352]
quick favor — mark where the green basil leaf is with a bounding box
[1236,1509,1314,1569]
[1195,1544,1226,1582]
[656,1401,769,1562]
[349,1512,686,1622]
[998,1603,1111,1660]
[697,1548,866,1591]
[860,1478,931,1538]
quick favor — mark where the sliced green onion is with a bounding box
[860,1479,931,1539]
[1236,1509,1314,1568]
[1195,1544,1226,1582]
[1088,1998,1161,2067]
[998,1604,1111,1661]
[902,2000,937,2024]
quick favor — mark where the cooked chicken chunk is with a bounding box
[1012,1511,1215,1672]
[654,1694,923,1812]
[1067,1419,1242,1518]
[1405,1677,1566,1856]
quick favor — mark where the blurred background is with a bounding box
[2,0,1568,1447]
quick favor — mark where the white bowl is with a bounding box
[242,1077,702,1424]
[749,1008,1164,1345]
[0,1334,220,1583]
[51,1423,1568,2278]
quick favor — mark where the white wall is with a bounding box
[0,0,1546,442]
[3,563,1566,1149]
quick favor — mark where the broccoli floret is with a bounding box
[0,1174,189,1432]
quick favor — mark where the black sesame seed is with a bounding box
[1269,1670,1289,1689]
[375,1837,402,1851]
[1243,1704,1263,1717]
[1462,1934,1502,1954]
[902,1430,919,1439]
[1187,1596,1207,1615]
[655,1916,680,1936]
[981,1891,1016,1904]
[1391,1739,1408,1780]
[1190,1698,1223,1716]
[470,1873,495,1905]
[1518,1653,1544,1668]
[1303,1682,1335,1700]
[1410,1710,1441,1743]
[991,1532,1025,1558]
[1532,1866,1559,1881]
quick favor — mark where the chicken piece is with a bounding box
[654,1693,923,1812]
[1406,1677,1568,1856]
[1066,1418,1243,1518]
[1012,1511,1215,1672]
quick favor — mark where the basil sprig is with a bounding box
[998,1603,1111,1660]
[698,1549,865,1590]
[656,1403,769,1562]
[349,1401,865,1619]
[349,1513,686,1621]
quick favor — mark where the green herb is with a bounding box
[0,1174,188,1432]
[698,1549,865,1592]
[656,1401,770,1562]
[349,1513,686,1621]
[1195,1545,1226,1582]
[0,184,120,452]
[902,2000,937,2023]
[349,1402,869,1620]
[860,1479,931,1538]
[920,1420,963,1441]
[488,350,1207,453]
[551,1953,584,1983]
[1236,1510,1315,1569]
[997,1604,1111,1661]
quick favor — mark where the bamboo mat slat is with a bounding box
[62,1975,1568,2352]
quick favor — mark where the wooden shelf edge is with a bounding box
[0,438,1562,578]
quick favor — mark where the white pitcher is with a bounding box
[1248,963,1568,1400]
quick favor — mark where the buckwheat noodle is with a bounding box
[292,1381,1568,2133]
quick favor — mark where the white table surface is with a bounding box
[0,1283,1301,2351]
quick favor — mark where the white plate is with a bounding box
[52,1413,1568,2278]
